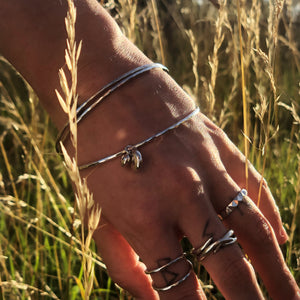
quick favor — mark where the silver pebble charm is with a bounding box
[121,153,131,166]
[131,149,143,169]
[121,146,143,169]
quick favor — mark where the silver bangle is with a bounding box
[152,259,193,292]
[78,107,200,170]
[56,63,169,153]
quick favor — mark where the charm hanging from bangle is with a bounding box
[78,107,200,171]
[121,145,143,169]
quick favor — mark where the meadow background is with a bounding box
[0,0,299,299]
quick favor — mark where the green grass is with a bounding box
[0,0,299,299]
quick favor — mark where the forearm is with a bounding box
[0,0,152,127]
[0,0,195,166]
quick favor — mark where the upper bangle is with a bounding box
[56,63,169,153]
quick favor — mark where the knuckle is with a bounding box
[174,167,204,206]
[170,165,193,187]
[219,255,256,285]
[162,164,201,201]
[213,125,226,138]
[251,215,274,247]
[261,177,269,190]
[211,126,230,145]
[127,205,163,234]
[256,177,270,195]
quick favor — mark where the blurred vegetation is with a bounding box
[0,0,299,299]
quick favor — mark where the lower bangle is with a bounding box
[78,107,200,170]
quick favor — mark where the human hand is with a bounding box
[0,1,298,298]
[75,68,300,300]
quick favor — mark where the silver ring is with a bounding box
[192,230,237,261]
[218,189,247,220]
[152,259,193,291]
[145,253,186,274]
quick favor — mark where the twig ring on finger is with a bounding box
[218,189,248,221]
[145,253,187,274]
[151,259,193,291]
[191,230,237,261]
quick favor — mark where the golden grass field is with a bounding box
[0,0,299,299]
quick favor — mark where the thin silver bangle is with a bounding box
[78,107,200,170]
[56,63,169,153]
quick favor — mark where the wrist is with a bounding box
[72,63,196,169]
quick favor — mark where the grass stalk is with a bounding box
[56,1,102,298]
[150,0,166,65]
[0,140,19,203]
[237,0,249,189]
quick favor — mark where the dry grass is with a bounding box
[56,1,101,299]
[0,0,299,299]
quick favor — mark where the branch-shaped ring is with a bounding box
[192,230,237,261]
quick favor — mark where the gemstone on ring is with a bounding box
[219,189,247,220]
